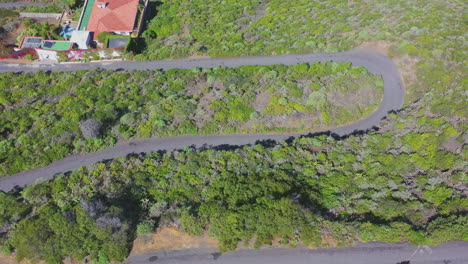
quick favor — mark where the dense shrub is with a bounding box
[0,122,465,261]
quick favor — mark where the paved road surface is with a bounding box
[123,241,468,264]
[0,50,404,191]
[0,2,47,8]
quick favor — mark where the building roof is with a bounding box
[86,0,139,40]
[20,36,44,49]
[70,30,91,49]
[40,40,73,51]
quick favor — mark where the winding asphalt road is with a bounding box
[0,50,404,191]
[123,241,468,264]
[0,2,47,8]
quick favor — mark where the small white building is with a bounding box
[36,49,59,61]
[70,30,91,50]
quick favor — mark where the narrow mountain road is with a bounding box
[123,241,468,264]
[0,50,404,191]
[0,2,47,8]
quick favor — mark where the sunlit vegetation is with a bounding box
[140,1,463,62]
[0,0,466,263]
[139,0,465,114]
[0,115,465,262]
[0,62,382,177]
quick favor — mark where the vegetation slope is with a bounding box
[0,62,382,176]
[0,0,466,263]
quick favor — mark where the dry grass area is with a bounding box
[357,41,393,54]
[0,254,48,264]
[0,254,18,264]
[130,227,219,255]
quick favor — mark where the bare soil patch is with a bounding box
[253,90,272,112]
[130,227,218,255]
[1,18,25,45]
[0,253,49,264]
[328,85,380,110]
[357,40,393,55]
[443,136,462,152]
[0,254,17,264]
[181,24,190,37]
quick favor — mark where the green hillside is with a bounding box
[0,0,466,263]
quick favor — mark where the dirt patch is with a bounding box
[0,253,49,264]
[321,235,339,247]
[184,79,218,129]
[185,79,207,96]
[0,254,17,264]
[193,91,215,129]
[442,136,462,152]
[327,85,380,110]
[1,19,25,45]
[396,55,420,88]
[253,90,272,112]
[181,24,190,37]
[357,40,394,55]
[130,227,219,255]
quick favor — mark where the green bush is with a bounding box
[136,219,156,236]
[0,123,464,263]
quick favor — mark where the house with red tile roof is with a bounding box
[17,0,148,61]
[79,0,148,42]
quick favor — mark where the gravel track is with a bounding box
[0,50,404,191]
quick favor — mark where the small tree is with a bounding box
[136,219,155,236]
[142,29,156,39]
[79,119,102,139]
